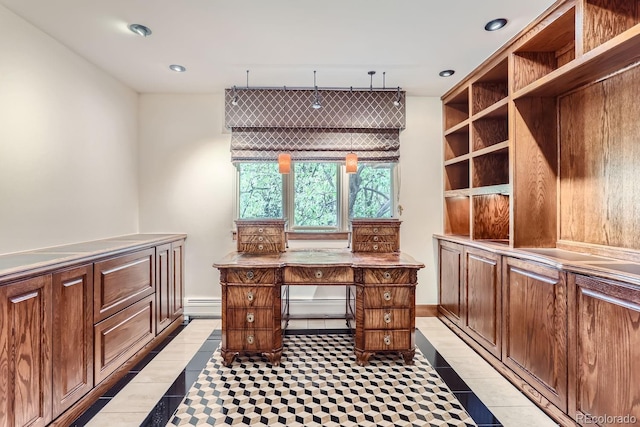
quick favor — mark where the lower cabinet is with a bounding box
[438,240,464,327]
[52,265,94,419]
[464,247,501,359]
[502,257,567,411]
[568,274,640,425]
[0,275,53,427]
[156,239,185,334]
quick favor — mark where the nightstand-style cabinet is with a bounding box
[351,219,401,253]
[236,219,286,253]
[354,267,417,366]
[220,267,283,366]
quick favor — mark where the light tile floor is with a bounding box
[84,317,559,427]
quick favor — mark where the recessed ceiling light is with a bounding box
[439,70,455,77]
[169,64,186,72]
[485,18,508,31]
[128,24,152,37]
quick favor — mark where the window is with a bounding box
[236,162,396,232]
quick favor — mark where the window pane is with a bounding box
[349,164,393,218]
[294,163,338,227]
[238,163,282,218]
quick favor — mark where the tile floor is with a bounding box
[73,318,559,427]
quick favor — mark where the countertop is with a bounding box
[0,233,186,283]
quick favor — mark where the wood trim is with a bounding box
[415,304,438,317]
[286,231,350,241]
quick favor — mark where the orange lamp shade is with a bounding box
[345,152,358,173]
[278,153,291,174]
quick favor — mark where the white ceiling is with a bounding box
[0,0,557,96]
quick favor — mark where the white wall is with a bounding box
[0,5,139,253]
[138,94,443,314]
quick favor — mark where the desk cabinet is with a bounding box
[236,219,286,253]
[351,219,401,253]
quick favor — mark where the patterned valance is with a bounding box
[231,127,399,162]
[225,88,405,163]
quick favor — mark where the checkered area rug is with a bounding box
[169,334,476,426]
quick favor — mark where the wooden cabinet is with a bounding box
[156,239,184,334]
[502,258,567,411]
[463,247,501,359]
[351,219,400,253]
[354,267,416,366]
[0,275,52,427]
[220,268,282,367]
[52,265,94,418]
[438,240,463,326]
[568,274,640,425]
[236,219,286,253]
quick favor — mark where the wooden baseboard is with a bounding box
[415,304,438,317]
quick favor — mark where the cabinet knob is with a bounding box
[246,312,255,323]
[373,244,379,251]
[258,236,264,242]
[246,270,255,280]
[373,236,379,242]
[315,270,323,279]
[373,227,379,233]
[258,227,264,233]
[258,244,264,250]
[247,335,254,345]
[383,271,391,280]
[383,335,391,346]
[384,312,392,324]
[383,291,392,301]
[247,291,254,302]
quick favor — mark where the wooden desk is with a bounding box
[213,249,425,366]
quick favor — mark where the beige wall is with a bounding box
[0,5,139,253]
[138,93,443,314]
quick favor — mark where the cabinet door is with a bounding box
[0,275,52,427]
[170,240,185,321]
[156,243,172,333]
[52,265,94,418]
[502,258,567,411]
[438,240,464,326]
[464,247,501,358]
[568,274,640,425]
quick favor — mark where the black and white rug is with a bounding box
[169,334,476,426]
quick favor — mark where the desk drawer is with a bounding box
[364,330,411,351]
[226,308,274,329]
[226,286,273,308]
[364,286,413,307]
[239,234,281,244]
[363,268,413,284]
[238,226,283,235]
[353,226,398,236]
[352,242,397,253]
[238,242,284,253]
[284,266,353,284]
[364,309,411,329]
[226,268,275,284]
[227,329,274,351]
[353,234,397,243]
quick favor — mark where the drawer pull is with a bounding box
[373,244,379,251]
[383,291,392,301]
[258,244,264,250]
[383,335,391,346]
[258,236,264,242]
[383,271,391,279]
[384,312,392,324]
[373,236,379,242]
[258,227,264,233]
[247,335,255,345]
[373,227,379,233]
[247,291,254,302]
[246,270,255,280]
[315,270,323,279]
[246,312,255,323]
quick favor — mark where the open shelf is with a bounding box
[444,124,469,161]
[472,59,508,115]
[513,7,576,92]
[472,148,509,188]
[445,160,470,191]
[444,88,470,131]
[584,0,640,52]
[444,154,470,166]
[472,115,508,152]
[472,194,510,240]
[445,196,470,236]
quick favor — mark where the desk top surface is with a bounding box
[213,249,425,269]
